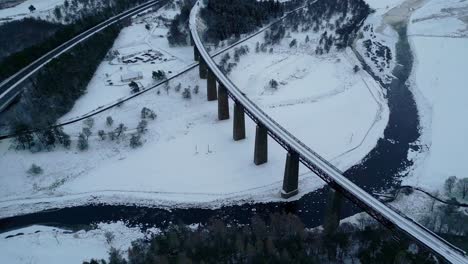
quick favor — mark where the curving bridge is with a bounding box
[189,1,467,263]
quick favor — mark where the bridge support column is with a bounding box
[323,189,343,235]
[207,69,218,101]
[281,150,299,198]
[218,83,229,120]
[254,124,268,165]
[233,102,245,141]
[199,58,207,79]
[194,46,200,61]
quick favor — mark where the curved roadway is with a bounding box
[0,0,163,112]
[189,1,467,263]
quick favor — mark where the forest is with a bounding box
[86,213,439,264]
[0,18,62,61]
[199,0,286,43]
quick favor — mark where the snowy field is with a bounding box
[404,0,468,190]
[0,2,389,218]
[0,222,158,264]
[0,0,66,23]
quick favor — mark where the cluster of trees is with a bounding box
[129,81,140,94]
[12,124,71,152]
[307,0,370,52]
[444,176,468,202]
[93,107,156,149]
[258,0,370,55]
[88,213,439,264]
[200,0,284,43]
[157,81,198,98]
[217,45,250,74]
[12,105,157,152]
[420,198,468,238]
[264,24,286,45]
[167,0,195,46]
[152,70,166,82]
[362,25,393,73]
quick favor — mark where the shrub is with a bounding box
[129,81,140,94]
[182,88,191,99]
[269,79,279,89]
[175,83,182,92]
[98,130,106,140]
[27,164,43,175]
[353,65,360,73]
[129,133,142,148]
[77,133,88,151]
[106,116,114,127]
[137,120,148,134]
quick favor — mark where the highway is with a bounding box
[0,0,163,113]
[189,1,468,263]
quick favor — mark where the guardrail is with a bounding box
[189,1,467,263]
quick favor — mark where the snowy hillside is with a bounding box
[0,1,389,217]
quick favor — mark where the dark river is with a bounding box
[0,24,420,233]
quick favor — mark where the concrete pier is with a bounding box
[194,46,200,61]
[207,69,218,101]
[218,83,229,120]
[254,124,268,165]
[323,189,343,235]
[233,102,245,141]
[199,58,207,79]
[281,150,299,198]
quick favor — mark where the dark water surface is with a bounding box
[0,25,420,233]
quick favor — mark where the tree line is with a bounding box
[86,213,439,264]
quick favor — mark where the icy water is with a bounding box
[0,24,420,233]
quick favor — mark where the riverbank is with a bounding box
[403,0,468,191]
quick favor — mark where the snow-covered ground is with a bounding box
[0,222,158,264]
[0,0,66,23]
[404,0,468,190]
[0,2,389,218]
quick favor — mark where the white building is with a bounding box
[121,71,143,82]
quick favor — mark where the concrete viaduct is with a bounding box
[189,1,468,263]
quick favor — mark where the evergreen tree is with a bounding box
[77,133,88,151]
[106,116,114,127]
[182,87,191,99]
